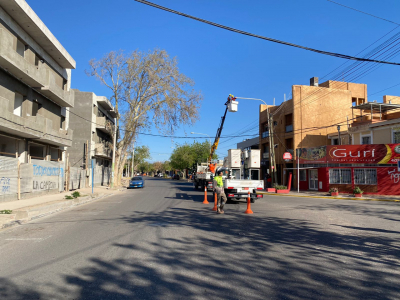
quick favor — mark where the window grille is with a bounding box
[354,168,377,185]
[329,169,351,184]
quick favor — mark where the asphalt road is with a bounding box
[0,178,399,300]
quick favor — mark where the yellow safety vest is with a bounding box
[215,176,223,187]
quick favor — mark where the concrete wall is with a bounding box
[67,91,93,168]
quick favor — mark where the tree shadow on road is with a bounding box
[60,203,400,300]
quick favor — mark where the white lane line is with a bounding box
[99,202,122,203]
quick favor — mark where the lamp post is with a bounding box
[337,125,341,145]
[234,96,277,186]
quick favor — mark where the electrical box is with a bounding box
[228,149,241,168]
[248,149,260,168]
[228,100,238,112]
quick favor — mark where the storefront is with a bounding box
[297,144,400,195]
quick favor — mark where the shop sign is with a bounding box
[298,144,400,164]
[283,152,292,160]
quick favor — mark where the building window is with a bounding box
[16,39,26,57]
[285,113,293,132]
[329,169,351,184]
[14,93,23,117]
[393,130,400,143]
[30,144,45,160]
[32,100,41,117]
[0,135,17,157]
[361,136,371,145]
[331,138,339,145]
[50,148,59,161]
[300,169,307,181]
[354,168,377,185]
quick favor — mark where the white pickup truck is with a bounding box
[215,167,264,203]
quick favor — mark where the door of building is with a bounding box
[309,169,318,190]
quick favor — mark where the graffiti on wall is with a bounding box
[0,177,11,193]
[32,180,58,191]
[33,165,63,176]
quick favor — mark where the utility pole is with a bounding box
[268,111,278,184]
[131,145,134,176]
[111,119,117,188]
[267,108,278,185]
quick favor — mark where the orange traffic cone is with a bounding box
[212,192,218,211]
[203,186,209,204]
[244,190,253,214]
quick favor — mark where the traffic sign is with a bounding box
[283,152,292,160]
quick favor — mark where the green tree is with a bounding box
[170,144,194,171]
[134,146,151,171]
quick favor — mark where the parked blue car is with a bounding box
[128,176,145,189]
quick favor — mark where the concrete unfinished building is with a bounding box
[67,90,116,186]
[0,0,75,163]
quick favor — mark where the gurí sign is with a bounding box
[298,144,400,164]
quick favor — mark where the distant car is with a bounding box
[128,176,145,188]
[158,173,163,177]
[172,174,180,180]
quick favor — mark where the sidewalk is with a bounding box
[0,186,126,230]
[259,190,400,202]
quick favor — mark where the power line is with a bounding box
[327,0,400,26]
[134,0,400,66]
[66,108,259,139]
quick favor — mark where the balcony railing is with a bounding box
[285,124,293,132]
[95,143,113,158]
[39,70,74,107]
[261,131,269,138]
[96,116,114,135]
[0,96,73,147]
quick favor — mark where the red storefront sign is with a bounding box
[298,144,400,164]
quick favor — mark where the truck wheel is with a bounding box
[250,199,255,203]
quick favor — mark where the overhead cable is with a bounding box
[134,0,400,66]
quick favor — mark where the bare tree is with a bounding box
[87,49,202,185]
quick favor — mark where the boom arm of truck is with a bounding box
[207,94,236,165]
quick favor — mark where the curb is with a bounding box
[0,192,115,230]
[258,192,400,203]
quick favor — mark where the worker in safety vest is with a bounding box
[213,171,227,214]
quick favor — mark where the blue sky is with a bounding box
[28,0,400,162]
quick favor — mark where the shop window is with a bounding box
[30,144,45,159]
[393,130,400,143]
[14,93,23,117]
[300,169,307,181]
[329,169,351,184]
[354,169,377,185]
